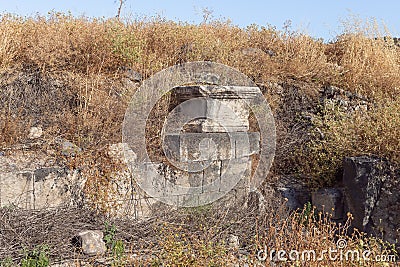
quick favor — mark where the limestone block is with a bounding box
[170,85,260,132]
[202,160,222,191]
[163,132,260,163]
[34,168,68,209]
[220,157,251,193]
[0,172,34,209]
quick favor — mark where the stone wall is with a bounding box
[124,85,262,208]
[0,151,84,209]
[0,84,262,217]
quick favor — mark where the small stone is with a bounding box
[77,230,107,256]
[264,49,276,57]
[60,140,82,156]
[227,234,240,250]
[28,126,43,139]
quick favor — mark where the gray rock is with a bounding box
[77,230,107,256]
[55,139,82,156]
[321,85,370,113]
[371,170,400,248]
[33,168,85,209]
[343,156,387,230]
[311,188,344,220]
[343,156,399,251]
[264,49,277,57]
[271,176,311,210]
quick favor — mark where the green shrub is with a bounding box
[21,245,49,267]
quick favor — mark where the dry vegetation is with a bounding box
[0,12,399,266]
[0,13,399,182]
[1,200,398,266]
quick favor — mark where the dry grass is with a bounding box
[0,13,399,265]
[327,34,400,97]
[1,203,397,266]
[0,10,399,194]
[298,97,400,187]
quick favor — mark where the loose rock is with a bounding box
[227,234,240,250]
[343,156,399,251]
[28,126,43,139]
[76,230,107,256]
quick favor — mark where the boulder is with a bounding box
[343,156,399,250]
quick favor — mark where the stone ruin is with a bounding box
[0,84,399,252]
[0,84,262,217]
[135,85,261,207]
[0,151,84,210]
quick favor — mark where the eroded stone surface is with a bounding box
[171,85,260,132]
[77,230,107,256]
[343,156,387,230]
[106,143,156,219]
[0,172,33,209]
[163,132,260,163]
[343,156,399,250]
[268,175,311,210]
[0,151,85,209]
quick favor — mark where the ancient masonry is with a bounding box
[137,85,261,207]
[0,85,261,216]
[0,152,84,209]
